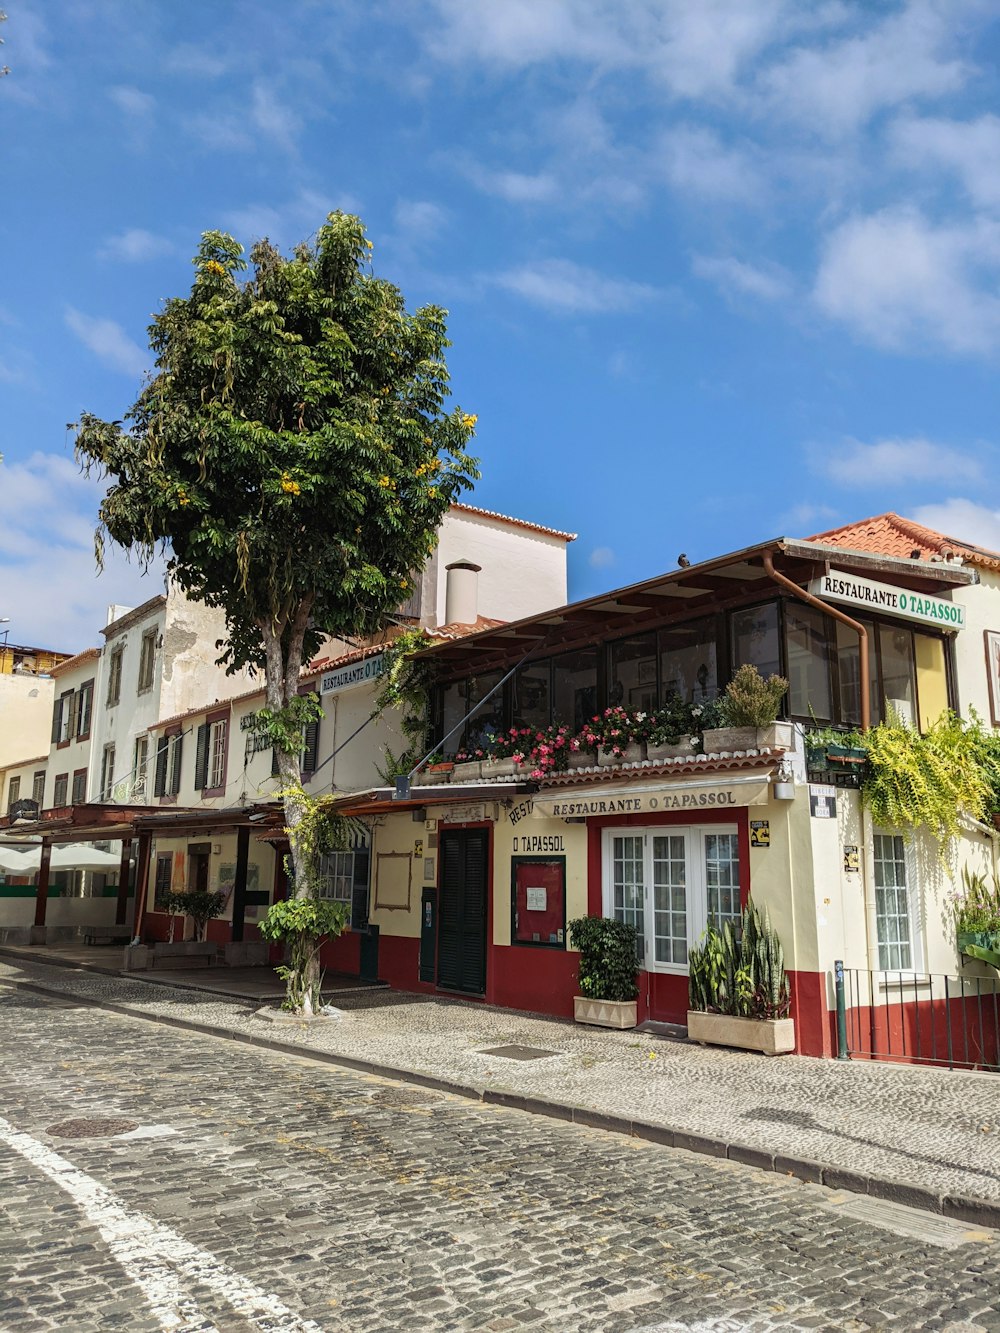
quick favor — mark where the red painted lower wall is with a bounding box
[489,945,578,1018]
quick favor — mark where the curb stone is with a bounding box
[6,972,1000,1233]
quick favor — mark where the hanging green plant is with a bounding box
[860,710,991,846]
[371,628,434,779]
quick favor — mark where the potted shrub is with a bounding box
[954,867,1000,959]
[687,899,795,1054]
[568,915,639,1029]
[805,725,868,771]
[579,707,649,767]
[701,665,791,754]
[647,693,700,761]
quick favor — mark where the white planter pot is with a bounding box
[574,995,638,1029]
[686,1010,795,1055]
[483,757,517,778]
[598,741,647,767]
[568,750,595,769]
[702,723,792,754]
[647,737,696,761]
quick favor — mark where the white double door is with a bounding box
[602,824,741,972]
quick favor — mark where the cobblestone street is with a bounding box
[0,985,998,1332]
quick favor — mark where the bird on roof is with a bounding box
[678,553,691,567]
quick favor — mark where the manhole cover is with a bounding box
[823,1193,994,1248]
[478,1044,560,1061]
[46,1117,139,1139]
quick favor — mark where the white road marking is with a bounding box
[0,1113,325,1333]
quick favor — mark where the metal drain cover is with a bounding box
[823,1192,994,1248]
[478,1044,560,1061]
[47,1117,139,1139]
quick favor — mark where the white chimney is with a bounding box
[445,559,481,626]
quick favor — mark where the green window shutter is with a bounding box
[194,723,210,790]
[302,714,320,775]
[169,734,184,795]
[153,737,169,797]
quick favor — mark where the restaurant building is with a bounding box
[323,532,996,1057]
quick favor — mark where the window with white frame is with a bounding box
[873,832,915,971]
[603,825,742,972]
[316,850,356,903]
[100,745,116,801]
[133,736,148,796]
[209,718,227,790]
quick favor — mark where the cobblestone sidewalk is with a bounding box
[2,952,999,1214]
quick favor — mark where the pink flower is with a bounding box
[530,768,544,780]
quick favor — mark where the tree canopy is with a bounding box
[76,211,479,680]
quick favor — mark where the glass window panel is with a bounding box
[658,617,718,705]
[730,603,781,680]
[552,648,598,730]
[442,671,504,756]
[611,835,645,965]
[511,659,551,732]
[879,626,916,727]
[873,833,912,971]
[785,603,832,721]
[835,619,879,727]
[609,634,657,712]
[704,832,740,932]
[652,834,687,965]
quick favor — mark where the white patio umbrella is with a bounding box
[0,844,122,873]
[0,846,34,874]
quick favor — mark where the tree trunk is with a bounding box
[260,595,318,1015]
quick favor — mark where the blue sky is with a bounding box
[3,1,1000,652]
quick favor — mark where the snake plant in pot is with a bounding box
[687,899,795,1054]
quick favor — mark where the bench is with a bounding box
[83,925,133,945]
[122,940,221,971]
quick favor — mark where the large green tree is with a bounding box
[76,212,478,1008]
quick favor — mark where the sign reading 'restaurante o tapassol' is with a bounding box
[807,570,965,631]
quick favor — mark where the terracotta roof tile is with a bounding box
[48,647,101,676]
[807,512,1000,572]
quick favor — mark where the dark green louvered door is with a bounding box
[437,828,488,995]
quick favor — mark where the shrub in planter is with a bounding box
[702,666,789,753]
[953,866,1000,954]
[164,890,227,942]
[568,916,638,1000]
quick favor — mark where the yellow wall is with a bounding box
[915,634,949,732]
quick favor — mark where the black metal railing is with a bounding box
[836,962,1000,1071]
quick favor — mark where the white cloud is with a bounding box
[814,207,1000,355]
[910,499,1000,552]
[889,113,1000,212]
[815,436,983,487]
[163,45,230,79]
[98,229,174,263]
[779,502,838,533]
[692,254,792,302]
[64,308,148,377]
[492,259,658,314]
[659,126,763,204]
[760,1,970,137]
[109,85,155,119]
[589,546,616,569]
[183,112,252,152]
[0,452,165,653]
[424,0,791,101]
[459,162,559,204]
[250,81,300,152]
[221,189,361,247]
[393,199,449,240]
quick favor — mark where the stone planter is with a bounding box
[483,757,519,778]
[598,741,647,767]
[452,760,482,782]
[568,749,596,769]
[647,736,696,762]
[574,995,638,1030]
[686,1010,795,1055]
[702,722,793,754]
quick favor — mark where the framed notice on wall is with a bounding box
[511,857,566,949]
[986,631,1000,726]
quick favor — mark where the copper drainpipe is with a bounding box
[762,550,870,732]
